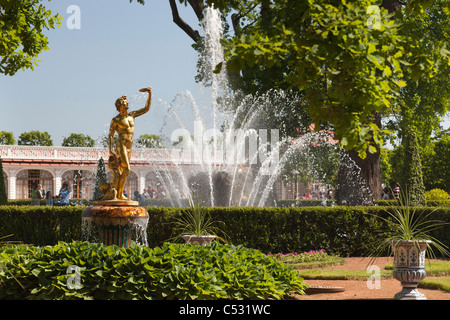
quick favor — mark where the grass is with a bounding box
[269,249,346,270]
[292,257,450,293]
[384,260,450,277]
[419,278,450,293]
[289,256,346,270]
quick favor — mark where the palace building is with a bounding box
[1,145,331,203]
[0,145,187,201]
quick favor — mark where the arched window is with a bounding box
[144,170,177,199]
[62,170,96,199]
[16,170,54,199]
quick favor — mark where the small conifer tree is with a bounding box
[0,157,7,205]
[400,130,426,206]
[93,157,107,200]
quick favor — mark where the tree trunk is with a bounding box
[338,0,404,203]
[338,114,382,204]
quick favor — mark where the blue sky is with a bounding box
[0,0,205,146]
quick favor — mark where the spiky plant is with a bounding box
[173,193,226,241]
[369,188,449,262]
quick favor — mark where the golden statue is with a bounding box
[97,87,152,204]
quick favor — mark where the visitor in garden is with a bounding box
[172,186,181,200]
[30,183,43,206]
[134,190,145,205]
[45,191,54,206]
[56,182,71,206]
[393,182,400,200]
[146,185,157,199]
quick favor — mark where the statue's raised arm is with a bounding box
[131,87,152,118]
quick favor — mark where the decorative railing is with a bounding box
[0,145,177,163]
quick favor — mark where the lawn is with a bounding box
[281,251,450,293]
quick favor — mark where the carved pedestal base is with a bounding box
[82,205,149,248]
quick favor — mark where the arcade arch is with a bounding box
[61,170,96,199]
[16,169,54,199]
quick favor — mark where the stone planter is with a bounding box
[182,235,216,245]
[391,240,431,300]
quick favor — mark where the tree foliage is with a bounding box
[0,131,15,145]
[129,0,450,202]
[136,134,165,148]
[384,1,450,149]
[400,130,426,206]
[18,130,53,146]
[422,132,450,193]
[62,133,95,147]
[93,157,107,201]
[205,0,450,158]
[0,0,62,76]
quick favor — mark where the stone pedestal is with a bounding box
[82,203,149,248]
[181,235,216,245]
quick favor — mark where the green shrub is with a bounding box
[1,205,449,257]
[425,189,450,201]
[0,206,82,246]
[374,199,450,207]
[0,241,307,300]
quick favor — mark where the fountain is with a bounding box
[82,88,152,247]
[120,6,368,209]
[122,6,371,209]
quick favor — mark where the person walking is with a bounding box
[30,183,42,206]
[393,182,400,200]
[45,191,54,206]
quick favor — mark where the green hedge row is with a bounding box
[373,200,450,207]
[1,206,449,257]
[9,198,450,208]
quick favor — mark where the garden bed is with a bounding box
[293,257,450,300]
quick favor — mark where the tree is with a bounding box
[384,1,450,150]
[0,157,7,205]
[62,133,95,147]
[130,0,449,202]
[379,146,393,187]
[212,0,448,202]
[18,130,53,146]
[0,0,62,76]
[93,157,107,201]
[422,132,450,193]
[0,131,15,145]
[400,129,426,205]
[136,134,165,148]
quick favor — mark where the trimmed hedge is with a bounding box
[0,206,82,245]
[0,206,449,257]
[374,200,450,207]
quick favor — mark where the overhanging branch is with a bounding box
[169,0,201,43]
